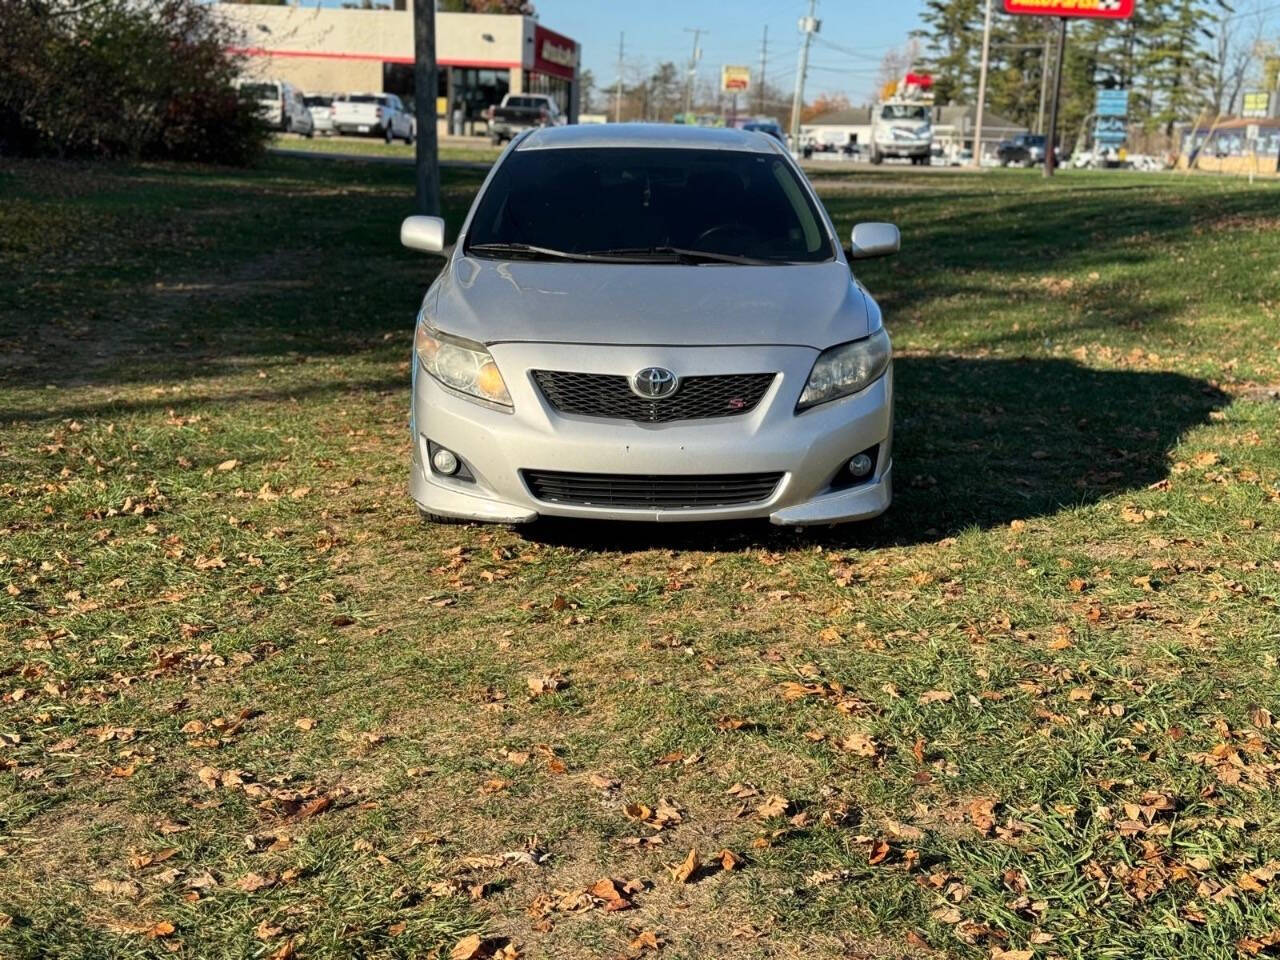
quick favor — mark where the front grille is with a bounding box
[522,470,783,510]
[532,370,776,424]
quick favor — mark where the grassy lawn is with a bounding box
[1,153,1279,960]
[271,133,502,166]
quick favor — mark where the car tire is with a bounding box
[418,507,469,526]
[384,126,394,144]
[404,128,414,145]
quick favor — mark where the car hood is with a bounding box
[428,256,876,348]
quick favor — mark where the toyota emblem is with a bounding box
[630,367,679,400]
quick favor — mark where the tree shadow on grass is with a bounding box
[518,354,1227,552]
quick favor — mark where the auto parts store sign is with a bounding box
[1004,0,1135,18]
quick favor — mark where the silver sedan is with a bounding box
[400,123,898,526]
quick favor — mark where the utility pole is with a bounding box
[971,0,994,168]
[411,0,439,216]
[614,32,624,123]
[683,27,706,117]
[757,25,768,116]
[1036,24,1052,134]
[789,0,819,150]
[1044,16,1067,178]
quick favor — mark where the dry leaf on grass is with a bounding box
[756,795,790,819]
[670,848,700,884]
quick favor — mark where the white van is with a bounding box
[237,79,314,137]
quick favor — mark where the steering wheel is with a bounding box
[693,223,759,246]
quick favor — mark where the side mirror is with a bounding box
[401,215,446,254]
[849,222,900,260]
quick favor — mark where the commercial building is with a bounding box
[213,4,580,134]
[1180,117,1280,176]
[801,104,1027,159]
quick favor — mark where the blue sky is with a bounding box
[534,0,928,106]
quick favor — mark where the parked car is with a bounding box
[742,121,785,142]
[485,93,565,145]
[996,133,1068,167]
[237,79,313,137]
[333,93,414,143]
[948,148,973,167]
[398,124,897,527]
[304,94,337,136]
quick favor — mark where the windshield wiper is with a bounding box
[583,246,777,266]
[466,242,622,263]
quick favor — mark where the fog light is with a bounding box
[431,447,460,476]
[848,453,874,478]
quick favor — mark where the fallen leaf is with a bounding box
[629,929,661,951]
[671,847,700,884]
[840,732,879,758]
[451,934,485,960]
[918,690,954,705]
[756,795,790,819]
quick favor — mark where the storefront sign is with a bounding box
[1094,116,1127,145]
[1096,89,1129,117]
[534,25,576,80]
[1004,0,1136,19]
[1243,92,1272,119]
[721,65,751,94]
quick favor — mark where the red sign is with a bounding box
[1004,0,1135,19]
[534,25,576,80]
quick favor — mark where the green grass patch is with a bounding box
[1,156,1279,959]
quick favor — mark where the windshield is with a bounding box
[240,83,279,101]
[348,95,387,105]
[881,105,929,121]
[304,96,332,107]
[466,147,833,264]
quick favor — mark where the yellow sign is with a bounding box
[721,65,750,94]
[1242,91,1271,119]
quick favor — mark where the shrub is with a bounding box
[0,0,268,165]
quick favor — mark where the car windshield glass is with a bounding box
[240,84,278,100]
[305,96,331,107]
[881,105,928,121]
[466,147,833,264]
[348,95,387,105]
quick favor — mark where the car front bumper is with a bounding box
[409,343,893,525]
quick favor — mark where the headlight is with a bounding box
[797,327,891,411]
[414,317,512,408]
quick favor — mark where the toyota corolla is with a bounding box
[400,123,898,526]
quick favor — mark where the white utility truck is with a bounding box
[870,73,935,166]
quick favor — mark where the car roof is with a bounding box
[516,123,785,154]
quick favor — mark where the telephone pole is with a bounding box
[411,0,439,216]
[757,25,768,116]
[788,0,819,149]
[683,27,707,117]
[1044,17,1067,178]
[1036,24,1052,134]
[614,32,624,123]
[971,0,993,168]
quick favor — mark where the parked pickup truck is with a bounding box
[484,94,565,145]
[332,93,415,143]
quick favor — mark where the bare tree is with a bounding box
[1208,3,1266,115]
[877,37,922,93]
